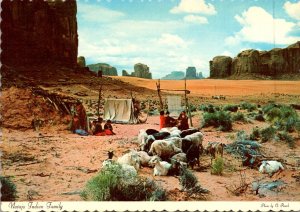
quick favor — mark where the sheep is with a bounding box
[160,128,170,133]
[171,153,187,163]
[141,131,170,152]
[169,129,182,138]
[170,127,179,132]
[136,151,151,167]
[206,141,226,158]
[180,128,199,138]
[117,150,141,171]
[165,137,182,149]
[148,139,182,161]
[259,161,284,176]
[146,129,159,135]
[137,129,148,149]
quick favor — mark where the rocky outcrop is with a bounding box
[132,63,152,79]
[210,41,300,79]
[198,72,204,79]
[77,56,86,68]
[186,67,197,79]
[1,0,78,68]
[122,70,130,76]
[87,63,118,76]
[210,56,232,78]
[161,71,185,80]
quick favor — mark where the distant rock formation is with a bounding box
[122,70,130,76]
[210,41,300,79]
[77,56,86,68]
[198,72,204,79]
[186,67,197,79]
[1,0,78,68]
[87,63,118,76]
[161,71,185,80]
[131,63,152,79]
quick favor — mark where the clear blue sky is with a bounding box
[77,0,300,78]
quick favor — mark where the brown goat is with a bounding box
[206,141,226,158]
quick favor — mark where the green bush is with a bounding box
[0,176,17,201]
[277,131,295,148]
[249,127,261,141]
[179,167,198,190]
[202,110,232,131]
[223,104,239,112]
[211,156,224,176]
[263,104,299,132]
[232,112,247,122]
[260,126,276,142]
[198,104,208,111]
[240,102,257,112]
[81,163,166,201]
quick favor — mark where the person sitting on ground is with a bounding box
[177,111,189,130]
[165,111,177,127]
[94,117,106,136]
[104,120,115,135]
[159,110,166,129]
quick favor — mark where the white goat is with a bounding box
[148,155,162,167]
[185,132,204,145]
[259,161,284,176]
[117,150,141,171]
[152,157,172,176]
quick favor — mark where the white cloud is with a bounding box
[220,51,233,57]
[157,33,188,48]
[225,6,300,46]
[284,1,300,20]
[77,3,125,23]
[183,15,208,24]
[170,0,216,15]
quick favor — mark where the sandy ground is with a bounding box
[112,77,300,96]
[1,115,300,201]
[1,78,300,202]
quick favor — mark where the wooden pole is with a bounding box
[156,79,164,111]
[184,77,193,127]
[97,83,103,117]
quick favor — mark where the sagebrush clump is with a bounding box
[232,112,247,122]
[202,110,232,131]
[211,156,224,176]
[81,163,166,201]
[0,176,17,201]
[240,102,257,112]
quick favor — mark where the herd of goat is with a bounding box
[101,127,285,178]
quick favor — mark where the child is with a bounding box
[104,120,115,135]
[94,117,106,136]
[177,111,189,130]
[159,110,166,129]
[165,111,177,127]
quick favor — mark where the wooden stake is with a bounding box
[97,83,103,117]
[156,79,164,111]
[184,77,193,127]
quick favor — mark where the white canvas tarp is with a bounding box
[167,95,183,116]
[103,99,138,124]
